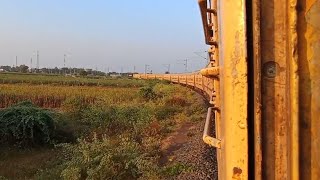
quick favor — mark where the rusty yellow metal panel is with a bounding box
[298,0,320,179]
[260,0,291,178]
[251,0,263,179]
[288,0,300,179]
[250,3,320,177]
[217,0,248,179]
[256,0,320,178]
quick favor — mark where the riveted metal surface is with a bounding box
[260,0,290,178]
[257,0,320,178]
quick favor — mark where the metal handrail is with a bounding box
[203,107,221,148]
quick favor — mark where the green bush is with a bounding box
[0,101,55,146]
[69,104,153,137]
[155,106,179,120]
[162,163,192,177]
[60,137,159,180]
[117,106,152,127]
[139,86,157,100]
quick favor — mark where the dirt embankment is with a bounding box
[160,120,218,180]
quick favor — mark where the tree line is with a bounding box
[0,65,106,76]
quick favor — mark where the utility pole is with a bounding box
[163,64,171,73]
[36,51,39,70]
[183,59,188,72]
[177,59,189,72]
[133,66,136,73]
[30,58,33,73]
[64,54,66,67]
[194,51,209,67]
[15,56,18,67]
[145,64,150,74]
[64,54,67,74]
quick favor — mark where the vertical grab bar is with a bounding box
[203,107,221,148]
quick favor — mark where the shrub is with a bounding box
[117,106,152,127]
[139,86,157,100]
[61,167,82,180]
[52,117,77,144]
[162,163,192,177]
[165,96,188,107]
[0,101,55,146]
[72,104,153,137]
[60,137,159,180]
[155,106,179,120]
[62,97,89,119]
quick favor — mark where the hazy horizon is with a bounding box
[0,1,207,73]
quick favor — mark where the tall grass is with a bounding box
[0,80,207,179]
[0,73,146,87]
[0,84,139,108]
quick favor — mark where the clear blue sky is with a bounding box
[0,1,207,73]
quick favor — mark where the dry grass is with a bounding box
[0,84,139,108]
[0,79,207,179]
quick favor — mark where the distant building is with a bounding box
[108,72,121,78]
[126,72,137,78]
[106,72,137,78]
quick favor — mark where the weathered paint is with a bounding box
[288,0,299,179]
[298,0,320,179]
[203,107,221,148]
[251,0,262,179]
[257,0,320,178]
[218,0,248,179]
[200,67,219,77]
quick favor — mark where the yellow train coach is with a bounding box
[135,0,320,179]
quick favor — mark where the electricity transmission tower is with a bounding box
[145,64,150,74]
[64,54,66,67]
[162,64,171,73]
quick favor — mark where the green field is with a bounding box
[0,74,207,180]
[0,73,146,87]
